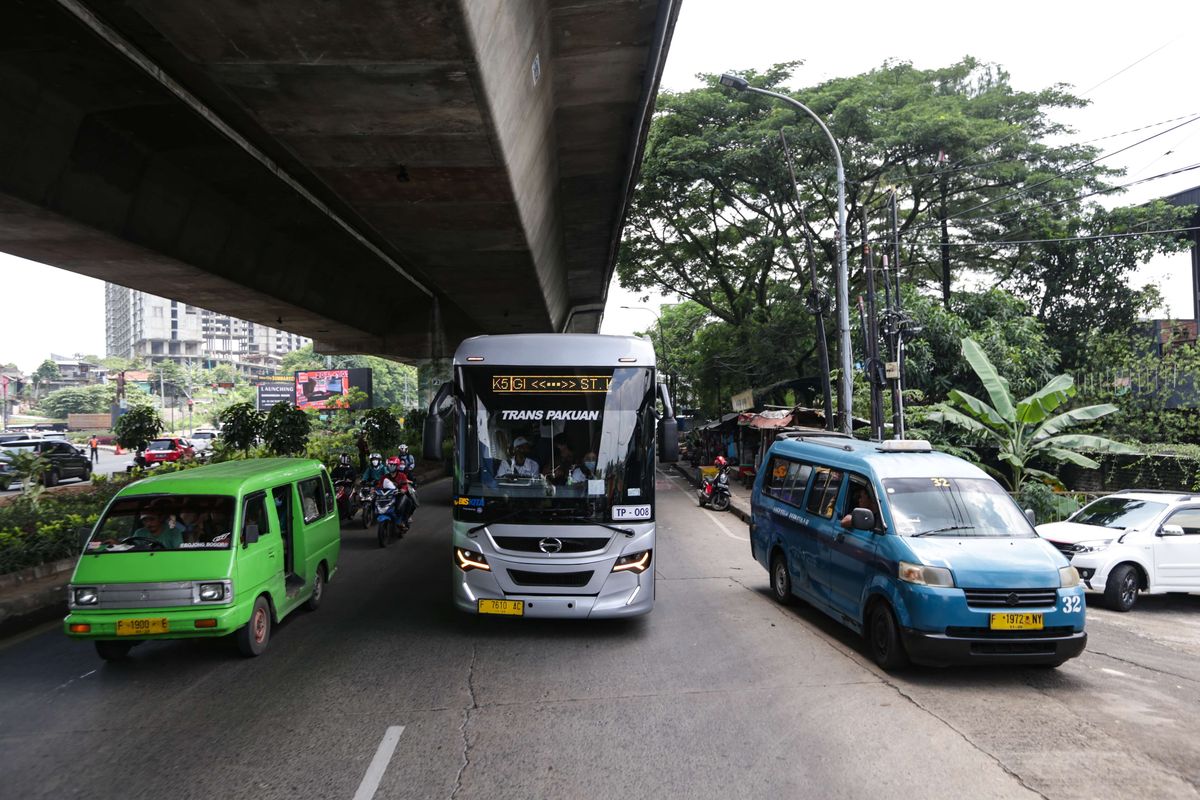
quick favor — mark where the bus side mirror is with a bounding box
[659,418,679,463]
[243,523,260,545]
[422,381,452,462]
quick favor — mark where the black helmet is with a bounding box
[338,453,351,466]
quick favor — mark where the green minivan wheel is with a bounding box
[305,564,326,612]
[95,640,133,661]
[236,596,272,657]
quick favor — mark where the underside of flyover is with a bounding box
[0,0,678,360]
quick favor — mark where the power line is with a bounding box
[912,224,1199,249]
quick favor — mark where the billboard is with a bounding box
[295,368,373,411]
[256,381,295,411]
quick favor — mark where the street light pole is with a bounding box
[719,73,853,434]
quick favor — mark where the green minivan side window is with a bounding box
[242,494,271,545]
[298,477,327,524]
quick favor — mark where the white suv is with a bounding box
[1037,491,1200,611]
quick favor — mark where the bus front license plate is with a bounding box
[478,599,524,616]
[989,613,1043,631]
[116,618,169,636]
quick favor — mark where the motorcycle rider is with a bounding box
[331,453,357,484]
[385,456,416,533]
[395,443,416,479]
[361,452,388,487]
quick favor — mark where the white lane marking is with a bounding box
[663,470,749,541]
[52,669,98,693]
[352,725,405,800]
[1101,667,1127,677]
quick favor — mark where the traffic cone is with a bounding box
[114,444,123,455]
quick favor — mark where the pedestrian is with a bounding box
[356,430,370,472]
[88,435,100,464]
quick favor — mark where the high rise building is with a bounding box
[104,285,309,374]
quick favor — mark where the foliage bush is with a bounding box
[114,405,164,453]
[217,402,264,452]
[262,402,311,455]
[1016,482,1082,525]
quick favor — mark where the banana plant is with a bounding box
[926,338,1139,490]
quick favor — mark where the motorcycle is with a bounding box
[374,488,400,548]
[697,467,732,512]
[395,479,419,531]
[334,479,355,521]
[356,484,376,529]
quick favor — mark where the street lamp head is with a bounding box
[718,72,749,91]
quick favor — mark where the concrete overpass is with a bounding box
[0,0,679,359]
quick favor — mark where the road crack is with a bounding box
[1088,647,1200,685]
[449,643,478,800]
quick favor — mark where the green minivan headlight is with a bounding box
[73,587,99,605]
[198,582,226,602]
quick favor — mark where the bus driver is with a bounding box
[496,436,540,479]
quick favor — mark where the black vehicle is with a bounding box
[0,439,92,489]
[697,466,732,512]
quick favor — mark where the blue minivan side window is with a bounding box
[806,467,844,519]
[763,456,813,508]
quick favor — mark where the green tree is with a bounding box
[38,385,115,418]
[262,402,312,455]
[359,407,402,453]
[927,338,1138,490]
[217,402,264,453]
[279,344,324,374]
[114,406,164,455]
[33,359,60,383]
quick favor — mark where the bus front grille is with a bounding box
[507,570,594,588]
[493,536,609,554]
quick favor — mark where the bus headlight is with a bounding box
[73,587,99,606]
[898,561,954,587]
[612,550,652,574]
[455,547,491,572]
[1059,566,1081,588]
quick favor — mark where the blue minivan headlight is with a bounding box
[1059,566,1081,588]
[898,561,955,588]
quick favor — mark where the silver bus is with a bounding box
[424,334,678,618]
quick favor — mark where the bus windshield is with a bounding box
[455,366,656,524]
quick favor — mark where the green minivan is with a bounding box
[65,458,341,660]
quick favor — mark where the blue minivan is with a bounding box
[750,434,1086,669]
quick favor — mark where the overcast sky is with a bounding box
[2,0,1197,371]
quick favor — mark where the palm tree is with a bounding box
[927,338,1138,490]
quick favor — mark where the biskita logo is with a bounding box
[454,497,485,508]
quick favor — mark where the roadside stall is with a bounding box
[734,409,794,486]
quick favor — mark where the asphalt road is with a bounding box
[0,468,1197,799]
[0,449,133,496]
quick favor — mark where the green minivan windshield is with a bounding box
[883,477,1036,538]
[87,495,236,552]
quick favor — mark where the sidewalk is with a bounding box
[671,462,753,525]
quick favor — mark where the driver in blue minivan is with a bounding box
[750,434,1086,669]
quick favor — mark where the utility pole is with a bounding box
[937,151,951,308]
[780,131,834,431]
[862,220,884,441]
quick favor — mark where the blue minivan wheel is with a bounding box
[769,553,793,606]
[867,603,910,671]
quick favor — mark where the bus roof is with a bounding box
[453,334,657,368]
[769,435,991,482]
[117,458,327,498]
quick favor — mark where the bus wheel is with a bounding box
[95,641,133,661]
[236,596,272,657]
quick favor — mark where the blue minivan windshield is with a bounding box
[883,477,1036,538]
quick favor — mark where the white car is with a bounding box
[1037,491,1200,611]
[189,429,220,453]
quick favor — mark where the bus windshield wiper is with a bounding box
[910,525,974,537]
[554,516,636,537]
